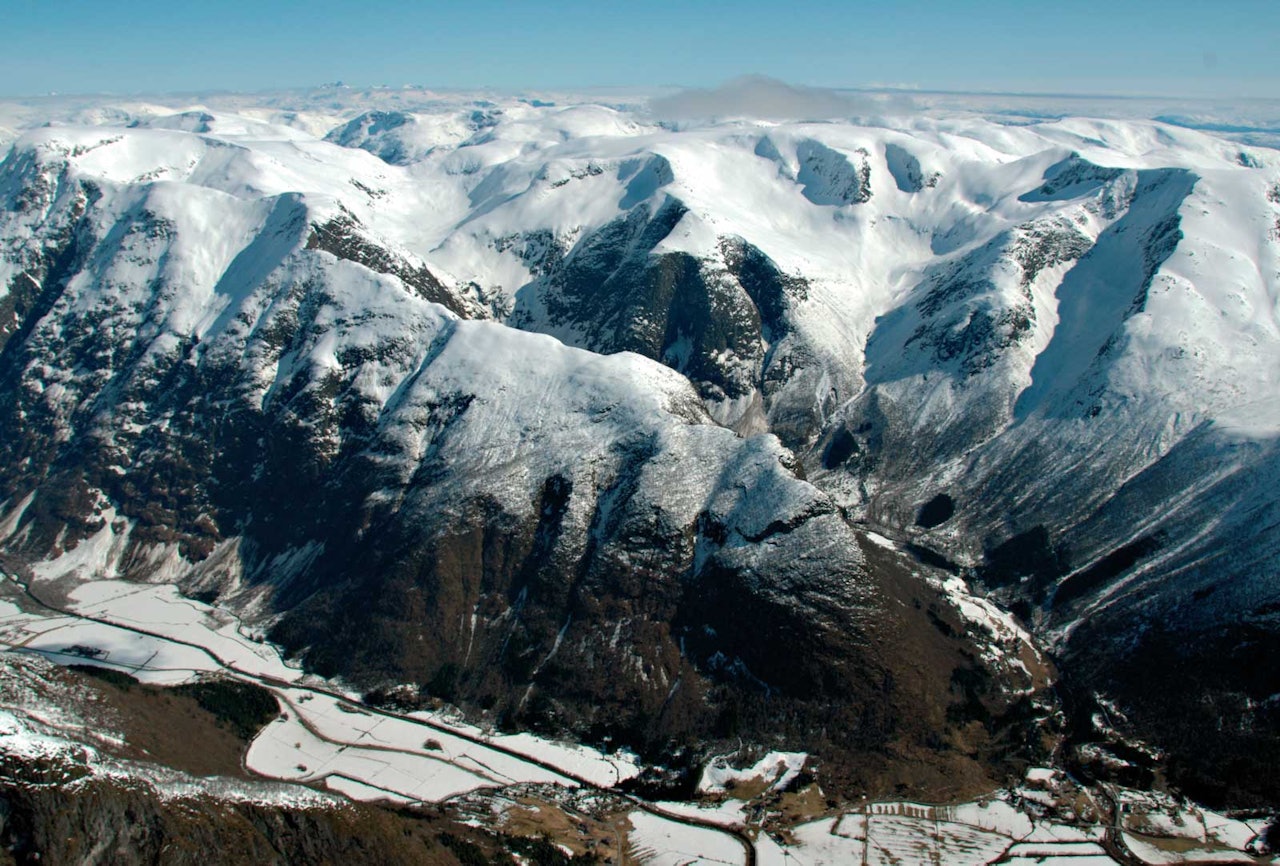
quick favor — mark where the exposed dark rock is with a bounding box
[915,494,955,529]
[718,235,808,343]
[506,201,818,437]
[795,140,872,206]
[306,213,481,317]
[1062,620,1280,809]
[1053,533,1163,607]
[512,201,768,407]
[822,428,859,469]
[0,769,493,866]
[978,526,1068,600]
[884,143,925,193]
[1020,153,1125,202]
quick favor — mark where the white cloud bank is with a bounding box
[647,75,915,122]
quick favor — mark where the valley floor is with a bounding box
[0,568,1271,865]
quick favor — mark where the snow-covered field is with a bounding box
[65,580,302,682]
[0,591,217,684]
[246,705,497,802]
[784,804,1105,866]
[626,809,747,866]
[415,722,641,788]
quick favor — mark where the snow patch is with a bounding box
[698,751,806,795]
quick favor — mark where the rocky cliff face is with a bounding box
[506,196,814,437]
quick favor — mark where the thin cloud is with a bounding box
[647,75,915,122]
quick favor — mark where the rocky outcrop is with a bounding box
[795,140,873,206]
[306,213,486,318]
[507,201,815,435]
[0,764,497,866]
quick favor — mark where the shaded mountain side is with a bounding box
[795,159,1280,808]
[505,199,820,438]
[266,489,1042,797]
[1060,619,1280,809]
[1039,424,1280,809]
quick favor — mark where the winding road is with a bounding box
[0,563,757,865]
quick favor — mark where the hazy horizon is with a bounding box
[4,0,1277,101]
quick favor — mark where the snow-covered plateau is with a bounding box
[0,83,1278,858]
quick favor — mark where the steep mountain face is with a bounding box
[403,110,1280,801]
[801,151,1280,802]
[1,95,1278,803]
[504,192,813,437]
[0,121,1036,795]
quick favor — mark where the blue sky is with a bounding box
[3,0,1277,99]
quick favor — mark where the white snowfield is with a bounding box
[697,750,807,794]
[0,591,217,685]
[626,809,747,866]
[246,703,498,803]
[65,580,303,682]
[3,93,1274,420]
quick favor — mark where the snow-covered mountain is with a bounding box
[1,87,1278,804]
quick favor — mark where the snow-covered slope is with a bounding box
[0,102,1044,792]
[1,89,1278,803]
